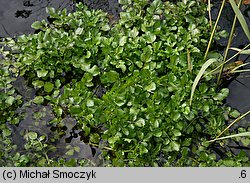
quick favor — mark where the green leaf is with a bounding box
[33,96,44,104]
[190,58,217,105]
[46,7,56,17]
[18,35,29,42]
[74,146,80,153]
[135,118,145,127]
[153,130,162,137]
[229,109,241,118]
[117,63,126,72]
[122,128,130,136]
[27,132,38,140]
[119,36,127,46]
[223,159,235,166]
[145,32,156,43]
[70,105,82,115]
[119,0,132,5]
[76,27,84,35]
[90,133,100,143]
[88,65,100,76]
[108,136,120,144]
[44,82,54,93]
[55,79,61,88]
[101,24,110,31]
[5,96,15,105]
[145,82,156,92]
[172,129,181,137]
[31,21,42,29]
[138,144,148,155]
[241,138,250,147]
[213,88,229,101]
[114,95,126,106]
[65,158,77,167]
[2,129,12,137]
[129,27,139,37]
[101,71,120,84]
[37,70,48,78]
[170,141,180,151]
[86,99,94,107]
[173,112,181,121]
[203,105,209,113]
[32,80,44,89]
[66,149,75,156]
[54,106,63,117]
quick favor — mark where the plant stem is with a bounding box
[204,0,226,60]
[88,142,113,151]
[215,109,250,140]
[217,0,244,86]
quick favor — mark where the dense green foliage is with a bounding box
[0,0,249,166]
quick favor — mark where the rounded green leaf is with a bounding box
[172,129,181,137]
[55,79,61,88]
[90,133,100,143]
[135,118,145,127]
[170,141,180,151]
[101,24,110,31]
[173,112,181,121]
[54,106,63,117]
[5,96,15,105]
[37,70,48,78]
[66,149,75,156]
[86,99,94,107]
[138,144,148,155]
[88,65,100,76]
[229,109,240,118]
[153,130,162,137]
[31,21,43,30]
[27,132,38,140]
[44,82,54,93]
[101,71,120,84]
[213,88,229,101]
[119,36,127,46]
[32,80,44,89]
[70,105,82,114]
[145,82,156,92]
[33,96,44,104]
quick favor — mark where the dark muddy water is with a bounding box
[0,0,75,37]
[211,2,250,122]
[0,0,250,163]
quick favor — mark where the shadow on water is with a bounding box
[0,0,74,37]
[1,0,250,165]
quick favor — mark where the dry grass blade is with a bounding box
[230,62,250,72]
[207,132,250,142]
[207,0,212,30]
[204,44,250,77]
[204,0,226,60]
[214,110,250,140]
[230,47,250,54]
[190,58,217,106]
[231,69,250,73]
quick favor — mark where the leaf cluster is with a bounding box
[0,0,249,166]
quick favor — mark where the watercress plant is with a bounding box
[0,0,249,166]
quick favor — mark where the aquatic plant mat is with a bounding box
[0,0,249,166]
